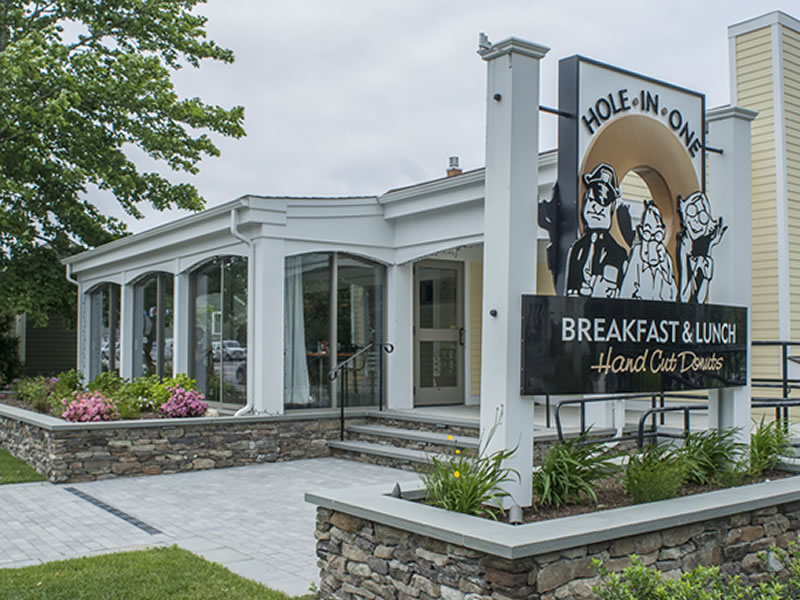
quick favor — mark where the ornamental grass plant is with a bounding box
[420,416,519,520]
[749,417,793,476]
[678,428,744,485]
[532,430,620,507]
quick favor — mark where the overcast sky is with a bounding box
[112,1,795,233]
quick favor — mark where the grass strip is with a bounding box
[0,449,46,485]
[0,546,315,600]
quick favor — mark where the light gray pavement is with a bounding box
[0,458,411,596]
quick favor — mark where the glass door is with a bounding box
[414,260,464,406]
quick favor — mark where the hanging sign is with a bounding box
[528,56,747,395]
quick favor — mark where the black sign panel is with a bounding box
[521,295,747,395]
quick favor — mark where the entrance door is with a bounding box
[414,260,464,406]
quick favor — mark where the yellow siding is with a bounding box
[620,171,650,203]
[469,261,482,396]
[784,28,800,347]
[536,259,556,296]
[736,27,780,387]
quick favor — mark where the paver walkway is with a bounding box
[0,458,413,596]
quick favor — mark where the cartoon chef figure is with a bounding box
[566,163,628,298]
[620,200,677,301]
[676,191,726,303]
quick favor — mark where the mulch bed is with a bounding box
[519,469,795,523]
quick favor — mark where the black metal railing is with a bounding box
[328,342,394,440]
[752,340,800,430]
[553,392,709,445]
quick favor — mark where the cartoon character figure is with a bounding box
[677,191,726,303]
[565,163,629,298]
[620,201,677,301]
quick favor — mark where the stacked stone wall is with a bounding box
[0,410,353,482]
[315,501,800,600]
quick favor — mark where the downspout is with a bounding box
[65,262,80,375]
[230,204,256,417]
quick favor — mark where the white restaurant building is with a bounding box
[64,10,798,454]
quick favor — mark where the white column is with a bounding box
[76,287,91,378]
[706,106,757,445]
[386,263,414,410]
[250,235,285,414]
[479,37,549,508]
[118,282,135,380]
[172,271,191,376]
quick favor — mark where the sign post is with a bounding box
[479,36,548,509]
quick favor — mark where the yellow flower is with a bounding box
[455,449,461,454]
[447,435,453,440]
[453,470,460,478]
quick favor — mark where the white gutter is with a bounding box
[230,206,256,417]
[65,262,79,286]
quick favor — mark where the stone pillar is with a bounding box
[118,282,135,380]
[250,234,285,414]
[172,270,191,377]
[479,37,549,508]
[386,263,414,410]
[706,106,757,444]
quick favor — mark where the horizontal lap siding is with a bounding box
[737,28,780,385]
[784,28,800,348]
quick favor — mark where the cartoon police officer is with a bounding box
[566,163,629,298]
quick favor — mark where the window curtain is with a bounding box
[284,255,311,405]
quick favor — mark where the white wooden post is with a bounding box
[479,37,549,508]
[706,106,757,444]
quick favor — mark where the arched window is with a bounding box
[88,283,120,380]
[284,253,385,409]
[132,273,173,379]
[189,256,247,406]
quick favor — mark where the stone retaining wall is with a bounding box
[310,478,800,600]
[0,405,357,483]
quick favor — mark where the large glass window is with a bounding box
[284,253,384,409]
[190,257,247,406]
[88,283,120,380]
[132,273,174,379]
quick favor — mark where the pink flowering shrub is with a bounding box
[61,391,119,422]
[160,386,208,418]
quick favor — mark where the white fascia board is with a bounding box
[64,197,250,266]
[285,197,382,220]
[728,10,800,38]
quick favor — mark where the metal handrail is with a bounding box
[636,405,708,448]
[329,342,394,441]
[751,340,800,428]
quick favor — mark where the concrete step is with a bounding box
[345,423,479,453]
[328,440,444,471]
[364,410,479,437]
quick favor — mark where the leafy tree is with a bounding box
[0,0,245,324]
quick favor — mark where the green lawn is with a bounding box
[0,546,316,599]
[0,449,46,485]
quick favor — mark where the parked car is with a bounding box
[211,339,246,361]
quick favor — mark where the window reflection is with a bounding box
[88,283,120,380]
[190,257,247,406]
[133,273,173,378]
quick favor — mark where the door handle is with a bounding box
[459,327,465,346]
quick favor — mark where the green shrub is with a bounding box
[624,443,686,504]
[88,371,127,398]
[47,369,84,414]
[118,375,169,412]
[749,417,793,476]
[14,377,52,413]
[162,374,198,392]
[594,555,785,600]
[532,431,619,507]
[679,428,743,485]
